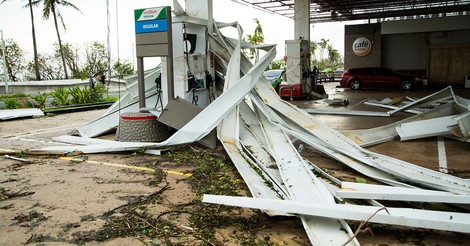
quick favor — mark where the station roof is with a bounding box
[233,0,470,23]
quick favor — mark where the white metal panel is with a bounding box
[363,101,423,114]
[77,91,161,138]
[388,87,454,114]
[203,195,470,233]
[396,116,457,140]
[252,80,470,195]
[454,111,470,139]
[213,23,357,244]
[253,100,358,246]
[437,136,448,173]
[337,182,470,204]
[215,27,288,216]
[304,108,390,117]
[341,102,458,146]
[0,108,44,120]
[33,36,277,155]
[249,92,415,188]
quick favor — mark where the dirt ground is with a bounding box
[1,83,470,245]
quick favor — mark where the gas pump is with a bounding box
[170,1,215,108]
[279,39,311,100]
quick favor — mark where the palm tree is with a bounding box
[317,38,329,62]
[1,0,41,80]
[245,18,264,62]
[31,0,81,79]
[310,41,317,63]
[327,44,342,66]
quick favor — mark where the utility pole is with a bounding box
[132,43,135,70]
[1,29,8,94]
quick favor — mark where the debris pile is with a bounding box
[28,21,470,246]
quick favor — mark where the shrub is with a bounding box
[50,87,70,106]
[0,93,29,100]
[90,83,106,102]
[3,98,21,109]
[69,86,90,104]
[32,91,49,109]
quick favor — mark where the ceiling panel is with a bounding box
[233,0,470,23]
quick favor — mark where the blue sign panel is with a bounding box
[135,19,168,33]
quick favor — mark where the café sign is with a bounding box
[352,37,372,56]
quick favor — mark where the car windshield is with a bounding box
[263,69,283,81]
[263,70,282,77]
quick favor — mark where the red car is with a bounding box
[340,67,421,90]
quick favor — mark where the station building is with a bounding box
[344,15,470,87]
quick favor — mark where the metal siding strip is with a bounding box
[437,136,448,173]
[203,195,470,233]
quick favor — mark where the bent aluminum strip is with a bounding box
[252,101,358,246]
[252,79,470,195]
[341,102,458,146]
[32,42,276,154]
[215,31,287,216]
[203,195,470,233]
[304,108,391,117]
[338,182,470,204]
[249,93,415,188]
[395,115,457,140]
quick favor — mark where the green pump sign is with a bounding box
[134,7,167,21]
[134,7,169,33]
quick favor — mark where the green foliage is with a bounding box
[69,86,91,104]
[84,41,109,77]
[3,98,21,109]
[34,0,82,79]
[0,93,29,99]
[32,91,49,109]
[1,39,26,81]
[270,58,286,70]
[55,42,80,78]
[355,177,367,183]
[24,100,38,108]
[2,38,129,81]
[50,87,70,106]
[90,83,106,102]
[102,96,118,102]
[112,59,134,79]
[25,53,62,81]
[310,39,343,70]
[245,18,265,62]
[68,83,106,104]
[71,68,90,80]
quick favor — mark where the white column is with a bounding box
[294,0,310,40]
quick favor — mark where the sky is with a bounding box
[0,0,361,70]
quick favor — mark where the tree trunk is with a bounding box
[52,7,68,79]
[29,0,41,81]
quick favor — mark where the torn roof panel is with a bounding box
[0,108,44,120]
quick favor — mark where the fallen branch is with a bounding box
[102,182,170,217]
[342,207,390,246]
[0,148,79,157]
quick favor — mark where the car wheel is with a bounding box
[349,80,361,90]
[401,80,412,90]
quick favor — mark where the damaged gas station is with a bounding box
[1,0,470,245]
